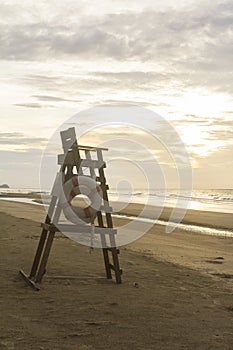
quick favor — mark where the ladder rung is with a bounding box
[98,184,109,191]
[100,204,112,212]
[41,223,57,232]
[58,154,106,168]
[106,248,120,254]
[96,176,106,182]
[77,144,108,151]
[109,264,123,275]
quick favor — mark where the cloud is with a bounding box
[192,142,233,187]
[0,132,48,146]
[19,71,171,92]
[0,148,43,187]
[0,2,232,66]
[1,1,230,97]
[32,95,80,103]
[0,1,232,189]
[98,99,170,107]
[14,102,56,108]
[13,95,81,109]
[175,115,233,130]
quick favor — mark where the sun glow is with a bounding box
[178,90,231,116]
[178,124,224,157]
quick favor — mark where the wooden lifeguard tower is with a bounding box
[20,127,122,290]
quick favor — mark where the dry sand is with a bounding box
[0,200,233,349]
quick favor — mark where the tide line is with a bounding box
[112,214,233,238]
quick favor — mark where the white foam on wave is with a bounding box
[1,193,233,238]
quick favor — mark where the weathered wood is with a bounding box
[111,248,122,284]
[100,204,112,212]
[106,247,120,254]
[102,248,112,279]
[96,176,107,183]
[60,128,77,153]
[41,222,117,235]
[29,229,48,278]
[85,149,95,176]
[56,224,117,235]
[58,153,106,168]
[108,264,123,274]
[29,196,57,278]
[35,231,55,283]
[96,148,122,283]
[40,222,57,232]
[21,126,122,288]
[72,143,83,176]
[60,127,84,177]
[78,145,108,151]
[97,211,112,279]
[19,270,40,291]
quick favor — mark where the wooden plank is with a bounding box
[72,143,83,176]
[19,270,40,291]
[100,205,112,212]
[29,229,48,278]
[41,222,117,235]
[96,176,107,183]
[50,172,64,196]
[97,184,109,191]
[111,248,122,283]
[60,127,77,152]
[106,248,120,254]
[97,210,112,279]
[96,148,122,283]
[109,263,115,271]
[57,224,117,235]
[109,264,123,275]
[102,248,112,279]
[29,196,58,278]
[35,231,55,283]
[60,127,84,176]
[78,145,108,151]
[85,149,96,178]
[58,153,106,168]
[40,222,57,232]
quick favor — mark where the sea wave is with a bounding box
[1,187,233,213]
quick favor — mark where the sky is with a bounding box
[0,0,233,189]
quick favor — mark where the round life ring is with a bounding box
[60,176,102,224]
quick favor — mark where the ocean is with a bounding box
[1,188,233,214]
[1,188,232,238]
[109,188,233,214]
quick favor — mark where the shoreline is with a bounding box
[1,195,233,232]
[1,188,233,215]
[1,199,233,282]
[117,201,233,231]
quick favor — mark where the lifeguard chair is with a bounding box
[20,127,122,290]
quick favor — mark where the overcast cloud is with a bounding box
[0,3,232,76]
[0,0,232,188]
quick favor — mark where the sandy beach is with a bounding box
[1,199,233,349]
[2,1,233,348]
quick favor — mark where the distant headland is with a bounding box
[0,184,9,188]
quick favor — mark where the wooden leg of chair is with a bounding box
[29,229,48,279]
[111,248,122,284]
[35,231,55,283]
[102,248,112,279]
